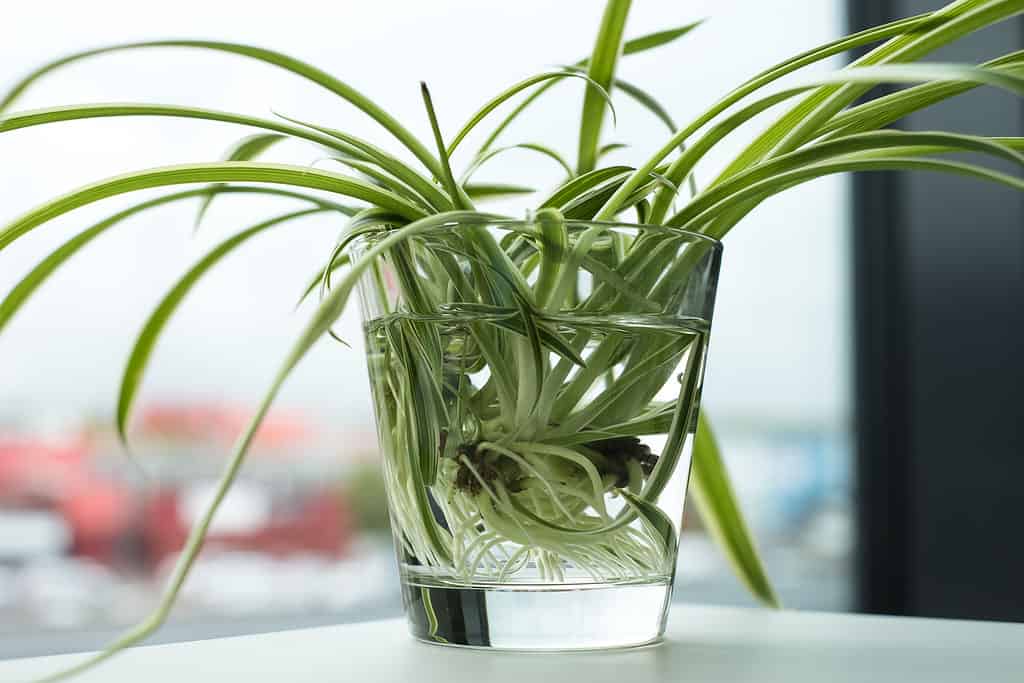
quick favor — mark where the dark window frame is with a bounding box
[850,0,1024,620]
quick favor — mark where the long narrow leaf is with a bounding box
[671,156,1024,236]
[317,157,433,210]
[194,133,286,230]
[577,0,632,174]
[421,82,473,210]
[476,21,701,155]
[592,6,975,219]
[272,110,452,211]
[35,210,498,683]
[691,413,780,607]
[540,166,633,209]
[670,130,1024,229]
[0,161,427,253]
[447,71,614,157]
[598,60,1024,219]
[818,51,1024,138]
[0,103,373,161]
[462,143,574,183]
[621,21,703,55]
[721,0,1024,178]
[0,40,443,177]
[463,183,536,200]
[117,208,329,443]
[295,254,351,308]
[0,187,352,334]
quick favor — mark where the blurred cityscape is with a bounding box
[0,0,853,660]
[0,403,851,658]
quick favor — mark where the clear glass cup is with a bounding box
[349,217,722,649]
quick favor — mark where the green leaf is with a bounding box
[295,253,351,308]
[0,102,450,207]
[0,40,443,177]
[117,208,329,443]
[577,0,632,174]
[540,166,633,209]
[0,161,427,253]
[600,59,1024,219]
[581,255,660,313]
[271,110,453,211]
[546,405,677,446]
[0,103,365,160]
[194,133,286,231]
[561,172,663,220]
[0,186,352,335]
[671,156,1024,236]
[37,209,500,682]
[533,207,568,310]
[462,143,574,183]
[447,71,614,157]
[318,157,433,210]
[800,63,1024,95]
[562,64,678,133]
[598,142,629,158]
[476,21,701,155]
[440,302,586,367]
[421,82,474,211]
[621,20,703,55]
[691,413,779,607]
[221,133,286,161]
[313,208,403,311]
[391,319,447,486]
[619,488,677,561]
[463,183,536,200]
[670,130,1024,231]
[593,5,995,219]
[818,51,1024,138]
[647,89,826,224]
[718,0,1024,179]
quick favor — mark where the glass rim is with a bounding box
[347,216,723,251]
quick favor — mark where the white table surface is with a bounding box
[1,605,1021,682]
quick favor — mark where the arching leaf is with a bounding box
[193,133,287,231]
[117,208,331,443]
[0,186,352,334]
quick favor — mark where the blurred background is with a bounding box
[0,0,1019,659]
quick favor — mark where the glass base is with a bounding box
[401,578,672,650]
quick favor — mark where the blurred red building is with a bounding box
[0,403,353,571]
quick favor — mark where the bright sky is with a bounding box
[0,0,849,432]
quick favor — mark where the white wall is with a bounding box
[0,0,849,431]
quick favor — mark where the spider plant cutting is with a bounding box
[2,0,1023,674]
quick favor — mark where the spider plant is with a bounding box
[2,0,1023,674]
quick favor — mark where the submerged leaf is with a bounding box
[619,488,677,561]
